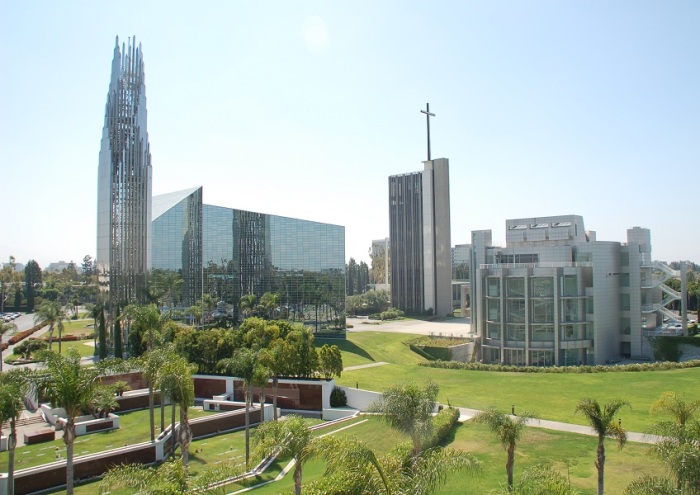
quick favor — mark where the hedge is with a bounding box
[419,359,700,373]
[424,406,460,449]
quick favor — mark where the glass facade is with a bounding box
[152,192,346,335]
[201,205,345,335]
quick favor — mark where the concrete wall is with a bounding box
[339,386,382,411]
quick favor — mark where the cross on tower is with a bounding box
[420,103,436,161]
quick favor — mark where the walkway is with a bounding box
[343,361,389,371]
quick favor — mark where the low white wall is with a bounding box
[55,413,120,436]
[40,404,66,427]
[339,386,382,411]
[202,400,275,422]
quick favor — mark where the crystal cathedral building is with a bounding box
[97,37,152,305]
[97,38,345,333]
[152,187,346,334]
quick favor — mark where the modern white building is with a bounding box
[389,158,452,316]
[471,215,682,365]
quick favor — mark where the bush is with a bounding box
[424,406,460,449]
[419,359,700,373]
[13,339,48,359]
[329,386,347,407]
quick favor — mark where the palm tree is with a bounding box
[239,294,257,320]
[140,346,171,442]
[159,355,196,475]
[0,369,31,495]
[218,348,258,470]
[473,407,533,491]
[254,414,314,495]
[647,392,700,492]
[574,398,629,495]
[0,319,17,372]
[33,348,99,495]
[369,381,439,462]
[33,300,67,353]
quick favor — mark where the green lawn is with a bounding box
[334,331,700,432]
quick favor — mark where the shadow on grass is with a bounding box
[316,338,375,363]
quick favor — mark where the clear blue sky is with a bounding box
[1,1,698,269]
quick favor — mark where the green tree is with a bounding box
[258,338,290,421]
[113,305,123,359]
[140,346,172,442]
[318,343,343,380]
[33,348,99,495]
[0,369,31,495]
[33,300,67,353]
[239,293,257,320]
[259,292,279,319]
[254,414,315,495]
[574,398,629,495]
[160,354,196,474]
[218,347,259,470]
[0,319,17,372]
[124,303,162,357]
[285,327,318,377]
[473,407,534,491]
[24,259,42,313]
[502,465,580,495]
[369,381,439,462]
[97,307,107,359]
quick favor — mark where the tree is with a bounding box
[0,319,17,372]
[113,305,123,359]
[369,381,439,462]
[239,293,257,320]
[254,414,315,495]
[159,354,196,474]
[0,369,31,495]
[503,465,580,495]
[33,348,99,495]
[574,398,629,495]
[318,343,343,380]
[97,307,108,359]
[473,407,534,491]
[285,327,318,378]
[123,303,162,357]
[33,300,67,353]
[258,338,290,421]
[646,392,700,492]
[218,348,259,470]
[140,346,172,442]
[259,292,279,319]
[24,260,42,313]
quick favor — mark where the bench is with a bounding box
[24,428,55,444]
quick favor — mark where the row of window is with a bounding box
[487,275,581,298]
[486,322,594,341]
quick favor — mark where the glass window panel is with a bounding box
[507,277,525,297]
[487,278,500,297]
[531,277,554,297]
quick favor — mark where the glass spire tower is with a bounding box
[97,36,152,305]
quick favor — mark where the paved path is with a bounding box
[347,316,473,338]
[343,361,389,371]
[456,407,661,445]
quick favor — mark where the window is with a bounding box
[531,325,554,341]
[531,277,554,297]
[562,299,578,322]
[621,317,631,335]
[503,349,526,366]
[487,322,501,340]
[507,324,526,341]
[621,252,629,267]
[621,294,630,311]
[507,299,526,323]
[562,324,576,340]
[586,297,594,314]
[487,277,500,297]
[620,273,630,287]
[487,299,500,321]
[562,275,577,297]
[531,299,554,323]
[507,277,525,297]
[484,347,501,363]
[530,350,554,366]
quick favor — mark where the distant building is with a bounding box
[96,36,152,305]
[44,261,75,274]
[471,215,681,365]
[388,158,452,316]
[151,187,346,335]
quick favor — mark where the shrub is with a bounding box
[13,339,48,359]
[424,406,460,449]
[329,386,347,407]
[418,359,700,373]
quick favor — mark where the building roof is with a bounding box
[152,186,202,220]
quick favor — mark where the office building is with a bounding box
[97,36,152,305]
[389,158,452,316]
[471,215,681,365]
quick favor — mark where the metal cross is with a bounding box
[420,103,436,161]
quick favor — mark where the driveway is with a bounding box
[347,316,473,338]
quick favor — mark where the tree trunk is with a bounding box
[171,402,176,456]
[272,377,278,421]
[245,384,251,471]
[293,461,303,495]
[48,324,54,351]
[179,406,191,474]
[8,421,16,495]
[148,383,155,442]
[507,444,515,491]
[65,420,76,495]
[160,392,165,432]
[58,326,62,355]
[596,440,605,495]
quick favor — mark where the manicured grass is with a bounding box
[334,331,700,432]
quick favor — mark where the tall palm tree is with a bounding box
[0,319,17,372]
[574,398,629,495]
[254,414,314,495]
[473,407,533,491]
[140,346,171,442]
[239,294,257,320]
[159,355,195,475]
[33,300,67,353]
[0,368,30,495]
[33,348,99,495]
[369,381,439,462]
[218,348,259,470]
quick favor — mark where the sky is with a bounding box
[1,1,698,270]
